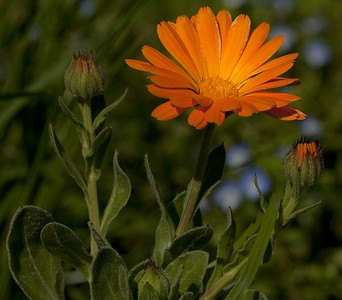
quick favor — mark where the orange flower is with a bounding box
[126,6,306,129]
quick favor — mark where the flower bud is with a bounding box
[64,50,105,101]
[283,137,323,187]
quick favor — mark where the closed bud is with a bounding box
[64,50,105,101]
[283,137,323,187]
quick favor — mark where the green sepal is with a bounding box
[90,247,131,300]
[243,289,268,300]
[165,250,208,296]
[48,123,87,193]
[207,208,236,289]
[6,205,65,300]
[41,222,92,279]
[92,88,127,132]
[100,151,131,236]
[167,225,213,259]
[144,155,173,266]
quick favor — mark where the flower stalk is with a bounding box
[175,123,215,237]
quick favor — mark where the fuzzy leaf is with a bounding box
[91,247,131,300]
[7,206,64,300]
[41,222,92,279]
[227,195,280,299]
[101,151,131,235]
[244,289,268,300]
[168,225,213,259]
[179,292,194,300]
[89,222,110,249]
[92,126,112,173]
[144,155,173,266]
[207,208,236,289]
[165,250,208,296]
[58,96,84,131]
[139,283,158,299]
[128,259,150,296]
[288,201,322,221]
[49,123,86,193]
[92,88,127,131]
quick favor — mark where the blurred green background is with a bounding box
[0,0,341,299]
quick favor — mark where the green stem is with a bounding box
[80,102,100,256]
[282,181,300,225]
[175,124,215,237]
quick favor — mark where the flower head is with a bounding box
[64,50,105,101]
[126,7,306,129]
[283,137,323,187]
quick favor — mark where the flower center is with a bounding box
[199,77,239,100]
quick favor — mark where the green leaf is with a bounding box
[89,222,110,249]
[139,282,158,299]
[92,126,112,174]
[90,247,131,300]
[165,250,208,296]
[144,155,173,266]
[6,205,65,300]
[128,259,150,296]
[100,151,131,235]
[227,195,280,300]
[254,175,267,213]
[207,208,236,290]
[167,225,213,259]
[198,143,226,202]
[167,191,186,229]
[244,289,268,300]
[41,222,92,279]
[58,96,84,132]
[92,88,127,131]
[48,123,87,193]
[288,200,321,221]
[179,292,194,300]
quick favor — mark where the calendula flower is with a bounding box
[283,137,323,187]
[126,6,306,129]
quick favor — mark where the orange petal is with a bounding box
[244,78,299,92]
[239,61,295,94]
[151,101,187,120]
[142,46,195,81]
[192,94,213,106]
[217,9,232,57]
[216,97,241,111]
[149,75,195,89]
[247,91,301,107]
[204,103,225,125]
[219,14,251,79]
[188,108,209,129]
[196,7,221,77]
[234,102,258,116]
[157,22,201,82]
[240,95,276,111]
[263,106,307,120]
[175,16,208,79]
[251,53,298,76]
[126,59,196,89]
[147,85,196,106]
[230,22,270,82]
[232,35,284,85]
